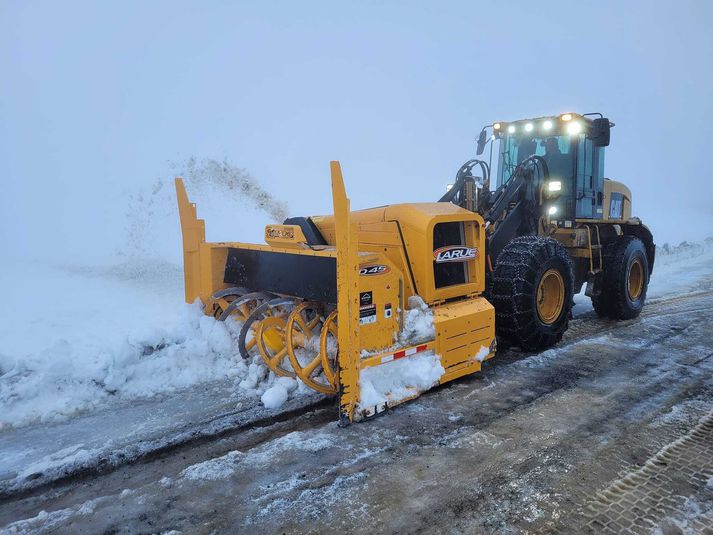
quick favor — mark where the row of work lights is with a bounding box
[492,113,583,136]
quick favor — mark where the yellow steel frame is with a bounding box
[330,162,361,425]
[176,178,337,307]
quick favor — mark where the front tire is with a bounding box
[490,236,575,351]
[591,236,649,320]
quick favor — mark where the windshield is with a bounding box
[497,134,574,188]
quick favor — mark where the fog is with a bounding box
[1,0,711,266]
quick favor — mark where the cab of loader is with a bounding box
[488,113,610,221]
[497,123,605,220]
[440,112,655,353]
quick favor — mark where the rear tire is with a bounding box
[591,293,610,318]
[490,236,575,351]
[591,236,648,320]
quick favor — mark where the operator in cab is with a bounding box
[543,137,567,174]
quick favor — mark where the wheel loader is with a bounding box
[448,112,655,350]
[175,111,653,424]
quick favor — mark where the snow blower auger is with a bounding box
[175,162,496,424]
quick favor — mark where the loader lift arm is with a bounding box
[441,155,550,267]
[439,159,491,211]
[483,156,549,265]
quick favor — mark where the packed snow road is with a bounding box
[2,272,712,533]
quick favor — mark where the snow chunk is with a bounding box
[358,351,444,410]
[261,384,289,409]
[239,362,268,391]
[399,295,435,344]
[276,376,298,392]
[474,346,490,362]
[180,450,243,481]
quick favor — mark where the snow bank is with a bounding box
[573,238,713,315]
[656,238,713,261]
[0,158,297,428]
[646,238,713,299]
[0,300,293,428]
[358,352,444,410]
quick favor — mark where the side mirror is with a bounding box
[476,129,488,155]
[590,117,611,147]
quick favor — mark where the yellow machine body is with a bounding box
[175,162,495,424]
[311,203,487,305]
[433,298,495,383]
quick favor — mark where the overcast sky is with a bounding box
[1,0,712,263]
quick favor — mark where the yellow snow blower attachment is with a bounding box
[175,162,496,424]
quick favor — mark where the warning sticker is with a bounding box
[360,291,373,306]
[384,303,393,319]
[359,304,377,325]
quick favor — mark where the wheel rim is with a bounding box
[628,258,644,300]
[536,268,565,325]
